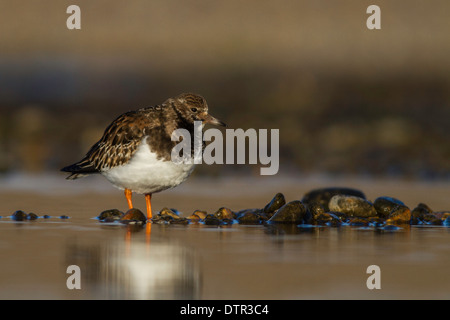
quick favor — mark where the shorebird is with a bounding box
[61,93,226,220]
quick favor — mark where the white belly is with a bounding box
[101,138,195,194]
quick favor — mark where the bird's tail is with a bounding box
[61,159,99,180]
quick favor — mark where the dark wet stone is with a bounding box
[313,212,341,226]
[214,207,234,220]
[152,208,187,224]
[268,201,309,224]
[101,217,117,223]
[386,206,411,225]
[327,211,348,222]
[120,208,147,223]
[443,216,450,226]
[187,210,207,220]
[411,204,431,225]
[97,209,124,221]
[421,213,443,225]
[302,187,366,211]
[203,214,222,226]
[368,216,385,227]
[59,215,70,219]
[373,196,406,218]
[328,195,377,218]
[27,213,38,220]
[433,211,450,220]
[263,193,286,217]
[236,209,266,224]
[186,214,202,221]
[159,208,182,220]
[307,202,326,220]
[11,210,27,221]
[348,217,369,226]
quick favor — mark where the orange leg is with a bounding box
[124,188,133,209]
[145,193,153,220]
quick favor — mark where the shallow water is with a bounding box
[1,175,450,299]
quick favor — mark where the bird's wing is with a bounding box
[87,110,159,170]
[62,110,159,178]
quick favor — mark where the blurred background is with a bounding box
[1,0,449,180]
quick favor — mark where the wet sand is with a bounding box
[0,174,450,299]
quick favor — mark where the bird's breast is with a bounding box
[101,137,195,194]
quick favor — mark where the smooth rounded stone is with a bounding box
[348,217,369,226]
[411,203,432,225]
[97,209,124,221]
[433,211,450,220]
[120,208,147,223]
[307,202,326,220]
[101,217,118,223]
[443,216,450,226]
[159,208,183,220]
[302,187,366,211]
[187,210,207,220]
[327,211,348,222]
[214,207,234,220]
[267,201,309,224]
[263,193,286,217]
[11,210,27,221]
[368,216,385,227]
[386,206,411,225]
[27,213,38,220]
[236,209,266,225]
[313,212,341,226]
[373,196,406,218]
[328,195,377,218]
[421,213,443,225]
[153,208,187,224]
[202,214,222,226]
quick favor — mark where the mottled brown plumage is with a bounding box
[61,93,226,179]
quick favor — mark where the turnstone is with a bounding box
[61,93,226,220]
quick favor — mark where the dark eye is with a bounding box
[191,107,198,112]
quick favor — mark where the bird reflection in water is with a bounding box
[66,224,201,299]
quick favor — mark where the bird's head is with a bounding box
[167,93,227,127]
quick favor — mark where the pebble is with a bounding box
[152,208,187,224]
[27,213,38,220]
[214,207,234,220]
[202,214,222,226]
[386,206,411,225]
[313,212,341,226]
[236,209,266,225]
[373,196,406,218]
[263,193,286,218]
[328,195,377,218]
[443,216,450,226]
[267,201,309,224]
[307,202,326,220]
[120,208,147,224]
[187,210,207,220]
[421,213,443,225]
[97,209,124,221]
[11,210,28,221]
[302,187,366,211]
[411,203,432,225]
[348,217,369,226]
